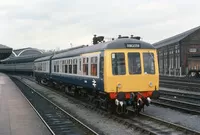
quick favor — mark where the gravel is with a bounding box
[144,104,200,132]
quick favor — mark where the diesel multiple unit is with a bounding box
[34,38,160,115]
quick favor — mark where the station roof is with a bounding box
[0,44,12,60]
[12,47,44,57]
[1,52,53,63]
[153,26,200,48]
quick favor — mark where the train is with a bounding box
[33,37,160,115]
[0,45,86,75]
[0,55,44,75]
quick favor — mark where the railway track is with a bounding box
[152,88,200,114]
[129,111,200,135]
[160,76,200,83]
[10,76,99,135]
[151,97,200,115]
[160,89,200,104]
[160,79,200,91]
[17,76,200,135]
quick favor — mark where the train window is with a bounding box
[62,64,65,73]
[35,63,37,71]
[38,63,40,71]
[57,65,59,72]
[91,57,97,76]
[54,65,56,72]
[42,63,44,71]
[41,63,43,71]
[69,59,72,74]
[65,65,68,73]
[79,58,82,71]
[73,59,77,74]
[39,63,41,71]
[128,53,141,74]
[100,56,104,76]
[143,53,155,74]
[44,63,46,71]
[44,62,46,71]
[83,57,88,75]
[43,63,45,71]
[111,53,126,75]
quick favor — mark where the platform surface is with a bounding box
[0,73,51,135]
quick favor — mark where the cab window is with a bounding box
[128,53,141,74]
[143,52,155,74]
[111,53,126,75]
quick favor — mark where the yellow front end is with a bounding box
[104,49,159,94]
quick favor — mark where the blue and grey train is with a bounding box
[34,37,160,115]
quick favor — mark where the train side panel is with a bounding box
[49,52,104,91]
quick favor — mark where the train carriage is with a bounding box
[34,37,160,115]
[34,55,53,84]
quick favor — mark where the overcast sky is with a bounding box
[0,0,200,50]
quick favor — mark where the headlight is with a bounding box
[117,83,121,88]
[149,82,153,87]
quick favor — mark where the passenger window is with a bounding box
[69,59,72,73]
[56,65,59,72]
[79,58,82,71]
[91,57,98,76]
[65,60,68,73]
[143,52,155,74]
[73,59,77,74]
[54,65,56,72]
[62,60,65,73]
[43,63,44,71]
[83,58,88,75]
[34,65,36,71]
[65,65,68,73]
[128,53,141,74]
[39,63,42,71]
[111,53,126,75]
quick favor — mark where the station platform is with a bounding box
[0,73,51,135]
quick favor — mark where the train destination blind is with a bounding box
[125,43,141,48]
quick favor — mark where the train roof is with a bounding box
[52,38,154,60]
[34,55,53,62]
[34,45,87,62]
